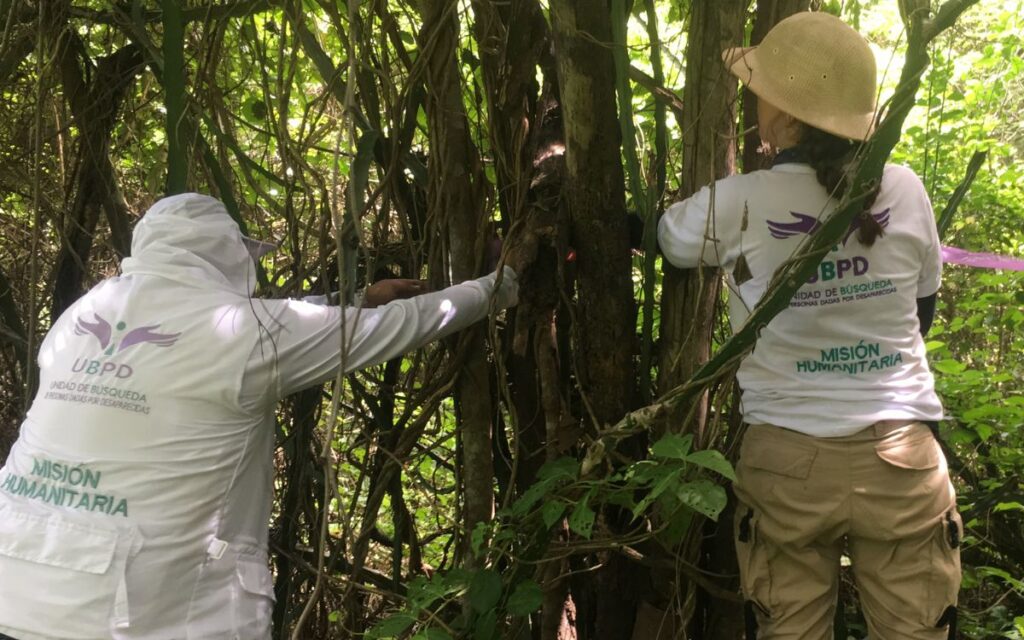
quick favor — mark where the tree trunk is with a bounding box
[653,1,747,638]
[657,0,745,428]
[418,0,495,569]
[549,2,637,637]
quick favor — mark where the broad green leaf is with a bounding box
[932,359,967,374]
[511,480,553,517]
[471,521,489,557]
[542,501,567,529]
[994,501,1024,513]
[468,569,503,613]
[651,434,694,460]
[685,449,737,481]
[367,612,416,639]
[507,579,544,616]
[632,467,681,520]
[677,479,727,521]
[408,574,457,609]
[473,608,498,640]
[537,457,580,482]
[568,493,596,538]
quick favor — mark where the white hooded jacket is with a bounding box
[0,194,517,640]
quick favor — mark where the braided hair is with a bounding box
[799,125,884,246]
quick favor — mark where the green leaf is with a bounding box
[468,569,503,613]
[408,574,457,609]
[676,479,727,521]
[685,449,737,482]
[932,359,967,374]
[542,501,567,529]
[975,423,995,442]
[631,467,681,520]
[367,612,416,639]
[507,579,544,616]
[511,480,552,517]
[994,501,1024,513]
[537,457,579,482]
[651,434,694,460]
[473,608,498,640]
[568,493,596,538]
[471,521,489,557]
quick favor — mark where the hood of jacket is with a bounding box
[120,193,257,296]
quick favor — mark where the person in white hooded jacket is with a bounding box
[0,193,520,640]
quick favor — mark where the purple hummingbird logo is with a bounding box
[767,208,891,245]
[74,313,182,356]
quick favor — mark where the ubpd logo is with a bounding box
[72,313,182,378]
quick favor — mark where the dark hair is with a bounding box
[799,126,883,246]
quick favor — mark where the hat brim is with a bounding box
[241,236,278,259]
[722,46,876,142]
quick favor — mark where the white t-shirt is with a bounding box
[658,163,943,436]
[0,194,517,640]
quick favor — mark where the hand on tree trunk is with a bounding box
[362,279,430,308]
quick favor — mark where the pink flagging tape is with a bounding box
[942,246,1024,271]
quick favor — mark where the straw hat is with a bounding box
[723,12,878,141]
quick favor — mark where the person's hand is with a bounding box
[502,229,540,277]
[362,279,429,308]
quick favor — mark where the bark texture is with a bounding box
[418,0,495,568]
[549,2,637,637]
[654,2,747,638]
[657,0,746,434]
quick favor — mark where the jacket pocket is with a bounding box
[235,550,275,636]
[186,539,275,638]
[0,501,137,638]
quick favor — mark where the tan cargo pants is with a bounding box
[734,421,961,640]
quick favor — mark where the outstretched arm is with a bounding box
[257,268,517,396]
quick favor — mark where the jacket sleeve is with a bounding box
[252,268,518,397]
[657,181,742,270]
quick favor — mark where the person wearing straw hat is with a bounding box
[658,12,959,640]
[0,193,528,640]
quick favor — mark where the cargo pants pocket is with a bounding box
[735,505,774,619]
[874,423,940,471]
[927,509,962,629]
